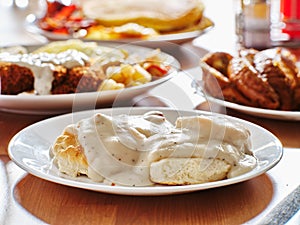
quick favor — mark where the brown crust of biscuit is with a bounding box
[52,130,88,177]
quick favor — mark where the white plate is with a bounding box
[8,107,283,196]
[0,43,179,115]
[27,23,213,44]
[207,96,300,121]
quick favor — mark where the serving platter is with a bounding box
[0,42,179,115]
[8,107,283,196]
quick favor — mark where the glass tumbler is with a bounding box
[235,0,272,50]
[14,0,47,23]
[280,0,300,40]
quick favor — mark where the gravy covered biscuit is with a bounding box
[51,111,257,186]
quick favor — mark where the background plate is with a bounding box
[0,43,179,115]
[27,21,214,44]
[8,107,283,196]
[207,96,300,121]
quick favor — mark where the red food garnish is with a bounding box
[144,63,170,77]
[52,4,77,21]
[38,1,95,35]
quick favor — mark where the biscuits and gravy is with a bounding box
[51,111,257,186]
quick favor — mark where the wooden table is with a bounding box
[1,1,300,224]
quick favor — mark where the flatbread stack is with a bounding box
[80,0,206,32]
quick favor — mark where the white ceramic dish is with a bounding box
[0,43,179,115]
[27,23,213,44]
[207,96,300,121]
[8,107,283,196]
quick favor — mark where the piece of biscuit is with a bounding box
[51,112,256,186]
[150,158,230,185]
[52,129,88,177]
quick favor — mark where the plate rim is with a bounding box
[27,20,214,44]
[8,107,283,196]
[206,96,300,121]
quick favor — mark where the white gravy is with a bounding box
[65,111,257,186]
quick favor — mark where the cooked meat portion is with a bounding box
[0,62,34,94]
[51,66,104,94]
[0,62,104,95]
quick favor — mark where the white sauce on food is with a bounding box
[65,111,257,186]
[0,50,89,94]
